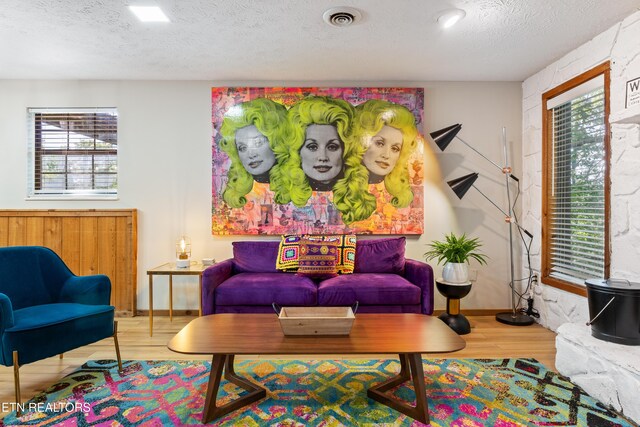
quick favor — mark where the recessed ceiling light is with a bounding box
[129,6,170,22]
[437,8,466,29]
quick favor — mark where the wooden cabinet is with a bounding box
[0,209,137,316]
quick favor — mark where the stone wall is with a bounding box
[521,11,640,330]
[556,323,640,423]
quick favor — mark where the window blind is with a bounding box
[27,108,118,198]
[548,85,605,284]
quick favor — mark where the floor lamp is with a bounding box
[430,124,534,326]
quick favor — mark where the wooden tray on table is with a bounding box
[273,303,357,336]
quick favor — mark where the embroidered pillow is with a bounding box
[276,235,301,271]
[296,238,339,279]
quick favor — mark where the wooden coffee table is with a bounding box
[168,313,465,424]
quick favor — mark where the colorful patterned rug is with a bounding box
[1,358,636,426]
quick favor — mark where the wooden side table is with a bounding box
[146,262,209,336]
[436,279,472,335]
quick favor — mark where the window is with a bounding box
[28,108,118,199]
[542,62,610,295]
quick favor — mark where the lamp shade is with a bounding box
[447,172,478,199]
[429,123,462,151]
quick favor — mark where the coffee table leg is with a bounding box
[408,353,429,423]
[367,353,430,425]
[202,354,267,423]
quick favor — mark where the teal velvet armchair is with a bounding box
[0,246,122,407]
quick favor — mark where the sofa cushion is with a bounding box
[354,237,406,274]
[317,273,420,306]
[233,241,280,273]
[10,303,114,332]
[5,303,115,366]
[215,273,317,306]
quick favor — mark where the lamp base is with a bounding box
[176,259,190,268]
[495,312,534,326]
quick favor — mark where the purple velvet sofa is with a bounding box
[202,237,434,315]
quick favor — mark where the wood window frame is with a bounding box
[541,61,611,297]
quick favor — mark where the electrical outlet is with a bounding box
[469,269,478,282]
[532,272,543,295]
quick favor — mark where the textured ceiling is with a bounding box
[0,0,638,81]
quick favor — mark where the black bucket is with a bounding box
[585,278,640,345]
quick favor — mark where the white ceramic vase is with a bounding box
[442,262,469,284]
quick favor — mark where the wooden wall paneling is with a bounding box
[7,216,25,246]
[0,217,8,246]
[115,216,130,316]
[79,216,98,275]
[61,217,81,274]
[43,217,62,254]
[0,210,137,315]
[97,216,117,309]
[25,217,44,246]
[129,211,138,315]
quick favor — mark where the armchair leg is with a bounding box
[59,353,64,359]
[13,351,21,416]
[113,321,123,372]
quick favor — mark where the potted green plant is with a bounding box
[424,232,488,283]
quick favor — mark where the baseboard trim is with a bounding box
[135,309,509,317]
[115,311,136,318]
[136,309,199,317]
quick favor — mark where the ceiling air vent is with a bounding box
[323,7,362,27]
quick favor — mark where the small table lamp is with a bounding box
[176,235,191,268]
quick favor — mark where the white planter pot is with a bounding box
[442,262,469,284]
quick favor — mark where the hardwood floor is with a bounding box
[0,315,557,418]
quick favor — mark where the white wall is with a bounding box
[522,11,640,330]
[0,80,522,312]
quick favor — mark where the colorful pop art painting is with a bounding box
[212,87,425,235]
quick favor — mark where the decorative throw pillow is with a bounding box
[276,235,301,271]
[233,241,281,273]
[305,234,357,274]
[276,234,357,274]
[354,237,406,274]
[296,238,339,279]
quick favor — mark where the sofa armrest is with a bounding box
[202,259,235,315]
[404,259,434,315]
[0,293,14,336]
[59,275,112,306]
